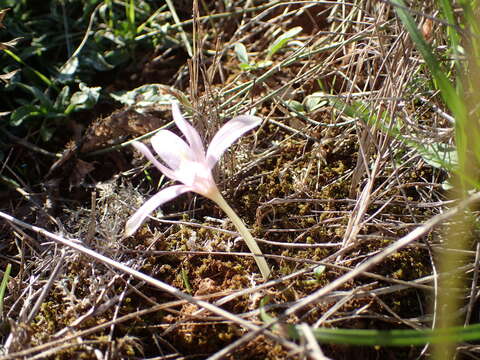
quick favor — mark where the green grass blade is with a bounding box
[126,0,136,36]
[260,303,480,346]
[0,264,12,319]
[329,97,461,171]
[390,0,470,184]
[3,49,55,89]
[311,324,480,346]
[437,0,461,68]
[390,0,467,124]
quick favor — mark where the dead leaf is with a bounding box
[0,8,10,28]
[0,37,22,50]
[0,69,19,83]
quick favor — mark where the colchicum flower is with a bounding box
[125,102,271,279]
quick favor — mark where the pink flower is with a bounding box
[125,102,271,279]
[125,102,262,237]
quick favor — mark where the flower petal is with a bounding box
[206,115,262,168]
[132,141,177,180]
[174,160,216,193]
[171,102,205,162]
[124,185,190,237]
[151,129,198,171]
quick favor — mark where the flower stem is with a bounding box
[211,191,271,280]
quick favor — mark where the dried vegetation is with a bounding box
[0,1,473,359]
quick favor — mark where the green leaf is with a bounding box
[303,92,329,112]
[66,83,101,113]
[239,63,255,71]
[234,43,250,65]
[110,84,178,107]
[16,83,52,109]
[285,100,304,113]
[267,26,302,59]
[83,51,116,71]
[256,60,273,69]
[313,265,326,277]
[104,48,131,67]
[54,86,71,111]
[417,143,458,170]
[10,105,41,126]
[57,57,79,83]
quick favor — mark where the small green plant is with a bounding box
[234,26,303,71]
[8,82,100,141]
[0,0,167,144]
